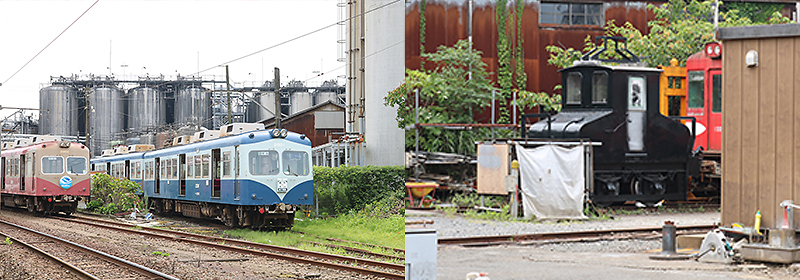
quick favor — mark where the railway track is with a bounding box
[0,219,177,280]
[438,224,716,246]
[59,214,404,279]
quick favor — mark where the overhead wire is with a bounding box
[192,0,402,75]
[2,0,100,86]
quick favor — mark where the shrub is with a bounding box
[89,174,146,214]
[313,166,404,216]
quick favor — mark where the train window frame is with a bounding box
[172,158,178,179]
[202,154,210,178]
[41,156,64,175]
[566,72,582,105]
[66,157,87,175]
[282,150,310,176]
[687,71,705,109]
[712,73,722,113]
[592,71,609,104]
[222,151,232,178]
[194,155,202,179]
[187,156,195,178]
[540,2,604,27]
[249,150,280,176]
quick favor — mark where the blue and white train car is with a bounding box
[90,124,313,230]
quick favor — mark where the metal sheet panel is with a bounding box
[314,111,344,129]
[476,143,509,195]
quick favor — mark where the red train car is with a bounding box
[1,138,91,214]
[686,42,723,154]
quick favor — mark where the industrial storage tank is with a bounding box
[39,84,80,136]
[127,86,165,132]
[247,91,277,122]
[315,90,341,105]
[175,86,212,128]
[88,85,125,156]
[290,91,313,115]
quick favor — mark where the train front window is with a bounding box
[712,74,722,113]
[688,71,704,108]
[592,71,608,104]
[566,72,582,105]
[249,150,279,175]
[66,157,87,175]
[282,151,309,176]
[42,156,64,174]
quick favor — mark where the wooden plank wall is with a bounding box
[722,36,799,228]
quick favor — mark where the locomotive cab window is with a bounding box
[566,72,582,105]
[42,156,64,174]
[688,71,704,108]
[712,74,722,113]
[66,157,87,175]
[249,150,279,175]
[592,71,609,104]
[283,151,309,176]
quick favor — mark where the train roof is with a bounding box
[2,140,88,157]
[91,129,311,162]
[560,60,663,74]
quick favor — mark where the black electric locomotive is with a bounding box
[528,38,699,206]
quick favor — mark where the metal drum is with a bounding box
[88,85,125,156]
[39,84,79,136]
[127,87,165,132]
[175,86,212,129]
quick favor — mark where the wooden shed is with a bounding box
[719,24,800,229]
[261,100,345,147]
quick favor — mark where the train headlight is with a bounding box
[272,129,281,138]
[280,129,288,138]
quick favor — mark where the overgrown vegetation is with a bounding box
[313,165,404,217]
[546,0,794,69]
[87,173,147,215]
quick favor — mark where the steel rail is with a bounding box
[301,240,403,262]
[0,230,100,280]
[438,224,716,246]
[59,216,404,279]
[0,220,178,280]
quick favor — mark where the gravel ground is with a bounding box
[407,209,800,279]
[0,210,384,280]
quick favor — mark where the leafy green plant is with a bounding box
[3,237,11,245]
[151,251,169,257]
[313,166,404,216]
[89,173,146,215]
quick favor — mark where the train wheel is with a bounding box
[631,177,665,207]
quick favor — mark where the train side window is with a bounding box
[41,156,64,174]
[222,151,232,178]
[282,151,309,176]
[249,150,279,175]
[188,156,195,177]
[566,72,582,105]
[712,74,722,113]
[195,156,202,178]
[166,159,173,179]
[688,71,704,108]
[592,71,608,104]
[202,154,210,178]
[172,158,178,179]
[66,157,87,175]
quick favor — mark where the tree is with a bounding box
[546,0,794,69]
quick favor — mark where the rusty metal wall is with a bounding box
[406,0,660,122]
[263,106,345,147]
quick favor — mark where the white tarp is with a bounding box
[516,143,587,220]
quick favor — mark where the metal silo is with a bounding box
[247,91,277,122]
[39,84,79,136]
[290,91,313,115]
[127,86,165,132]
[88,85,125,156]
[175,86,211,129]
[315,91,341,105]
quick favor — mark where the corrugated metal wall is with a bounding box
[406,0,660,122]
[720,25,800,229]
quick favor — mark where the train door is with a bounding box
[234,146,240,200]
[19,156,26,192]
[687,70,708,150]
[707,70,722,151]
[212,149,221,198]
[154,158,160,194]
[179,154,186,196]
[627,76,647,152]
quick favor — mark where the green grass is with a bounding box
[224,212,404,262]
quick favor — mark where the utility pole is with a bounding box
[226,65,232,124]
[274,67,281,129]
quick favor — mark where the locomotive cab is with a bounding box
[529,38,697,206]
